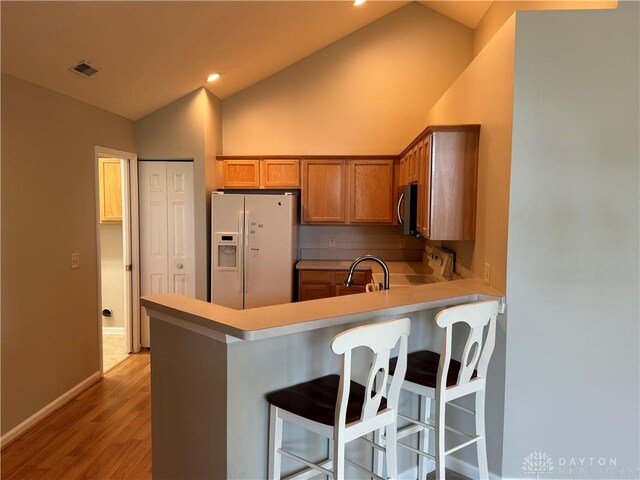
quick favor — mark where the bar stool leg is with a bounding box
[268,405,283,480]
[475,390,489,479]
[333,431,345,479]
[374,427,385,476]
[435,401,446,480]
[385,422,398,479]
[327,438,333,480]
[418,396,431,479]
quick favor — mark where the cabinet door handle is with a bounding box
[397,192,405,225]
[176,263,183,270]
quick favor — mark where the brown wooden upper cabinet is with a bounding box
[260,159,300,188]
[218,159,300,189]
[418,126,479,241]
[219,160,260,188]
[301,160,347,223]
[348,160,394,224]
[98,158,122,223]
[301,159,394,225]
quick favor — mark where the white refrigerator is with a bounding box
[211,193,298,309]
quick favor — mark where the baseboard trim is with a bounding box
[0,371,102,449]
[446,455,501,480]
[103,326,125,335]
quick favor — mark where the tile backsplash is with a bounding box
[298,225,425,262]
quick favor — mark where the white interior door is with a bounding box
[166,163,195,297]
[120,159,133,353]
[139,161,195,347]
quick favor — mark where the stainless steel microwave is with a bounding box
[397,183,419,237]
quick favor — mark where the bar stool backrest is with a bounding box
[435,300,499,390]
[332,317,411,426]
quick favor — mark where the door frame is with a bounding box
[94,146,141,375]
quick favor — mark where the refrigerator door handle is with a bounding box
[244,211,250,294]
[237,211,244,294]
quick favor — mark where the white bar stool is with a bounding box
[384,300,499,480]
[266,317,411,480]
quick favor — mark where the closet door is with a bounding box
[139,161,195,347]
[166,162,195,297]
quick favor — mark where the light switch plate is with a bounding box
[71,252,80,269]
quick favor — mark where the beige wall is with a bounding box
[427,19,516,295]
[100,223,124,328]
[136,88,222,301]
[221,2,473,155]
[1,74,136,436]
[473,0,617,56]
[422,19,516,474]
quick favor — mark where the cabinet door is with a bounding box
[298,270,333,301]
[348,160,394,224]
[301,160,347,224]
[334,285,366,296]
[417,136,432,237]
[222,160,260,188]
[398,155,408,186]
[429,130,478,240]
[99,158,122,223]
[409,146,420,184]
[260,159,300,188]
[407,150,415,183]
[299,283,334,301]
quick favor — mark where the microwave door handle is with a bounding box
[237,211,244,293]
[397,192,405,225]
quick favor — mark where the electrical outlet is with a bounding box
[483,263,491,284]
[71,252,80,269]
[328,236,335,248]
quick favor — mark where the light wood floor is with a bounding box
[1,352,151,480]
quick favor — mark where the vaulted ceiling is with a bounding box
[1,1,492,121]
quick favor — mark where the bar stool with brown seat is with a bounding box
[266,317,411,480]
[384,300,500,480]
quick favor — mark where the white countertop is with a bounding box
[141,278,504,341]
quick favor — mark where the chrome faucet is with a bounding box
[344,255,390,290]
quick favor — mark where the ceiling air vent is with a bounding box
[69,61,99,78]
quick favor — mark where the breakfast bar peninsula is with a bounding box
[141,278,503,479]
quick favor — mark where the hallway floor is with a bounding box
[102,332,129,372]
[1,352,151,480]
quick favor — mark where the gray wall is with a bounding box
[136,88,222,302]
[503,3,639,477]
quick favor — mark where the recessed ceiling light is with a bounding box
[353,0,366,6]
[207,73,220,82]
